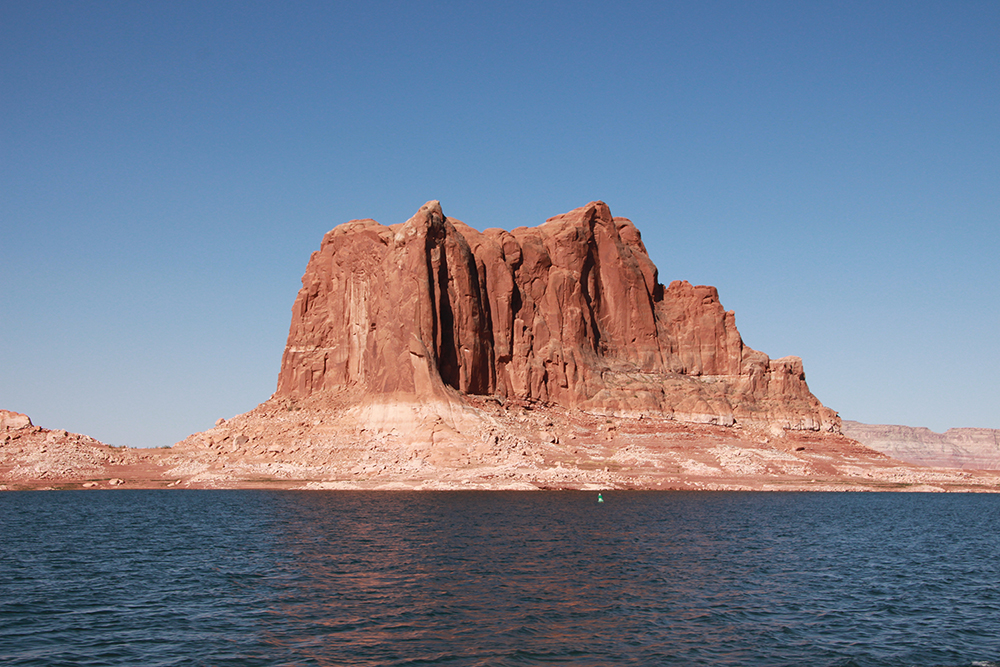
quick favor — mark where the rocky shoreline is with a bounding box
[3,407,999,492]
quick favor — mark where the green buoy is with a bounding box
[598,493,604,503]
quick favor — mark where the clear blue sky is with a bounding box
[2,1,997,447]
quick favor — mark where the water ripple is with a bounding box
[1,491,999,665]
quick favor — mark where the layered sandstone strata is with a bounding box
[276,200,838,432]
[842,421,1000,470]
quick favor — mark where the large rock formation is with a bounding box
[166,201,986,492]
[276,200,838,432]
[842,421,1000,470]
[14,202,1000,492]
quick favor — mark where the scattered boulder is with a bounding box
[0,410,32,431]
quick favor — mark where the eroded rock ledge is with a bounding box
[0,409,134,487]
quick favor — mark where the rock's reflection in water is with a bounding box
[2,490,999,666]
[249,491,1000,666]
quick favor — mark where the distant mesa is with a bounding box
[842,421,1000,470]
[276,200,838,434]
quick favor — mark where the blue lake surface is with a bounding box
[1,490,999,666]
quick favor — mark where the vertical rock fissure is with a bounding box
[580,252,602,356]
[434,242,460,392]
[583,236,606,357]
[474,260,498,395]
[423,229,441,378]
[464,251,494,395]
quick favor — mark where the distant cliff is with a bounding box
[842,421,1000,469]
[276,200,838,432]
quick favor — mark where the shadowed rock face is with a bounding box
[276,201,838,431]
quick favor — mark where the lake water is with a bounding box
[1,491,998,666]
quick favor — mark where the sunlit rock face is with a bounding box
[0,410,32,431]
[842,421,1000,469]
[276,200,838,432]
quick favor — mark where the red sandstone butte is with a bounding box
[8,202,1000,491]
[276,200,838,433]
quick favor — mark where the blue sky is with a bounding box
[2,1,997,447]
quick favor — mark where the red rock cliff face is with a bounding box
[276,201,838,431]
